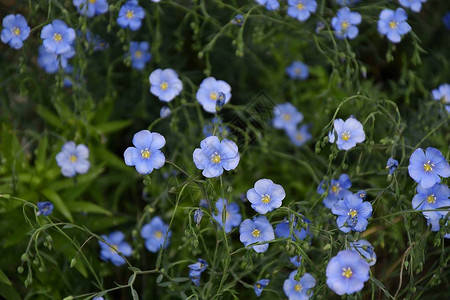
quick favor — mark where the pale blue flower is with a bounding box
[378,8,411,43]
[213,198,242,233]
[286,61,309,80]
[196,77,231,113]
[247,179,286,214]
[73,0,108,17]
[408,147,450,188]
[140,216,171,253]
[129,41,151,70]
[330,117,365,150]
[273,103,303,131]
[332,193,373,233]
[40,19,76,54]
[283,270,316,300]
[149,68,183,102]
[256,0,280,11]
[287,0,317,22]
[117,0,145,31]
[399,0,427,13]
[286,125,312,147]
[254,279,270,297]
[37,202,54,216]
[55,141,90,177]
[331,7,361,39]
[239,216,275,253]
[431,83,450,112]
[1,14,30,49]
[160,106,171,118]
[99,231,132,266]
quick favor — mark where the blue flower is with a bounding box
[330,117,365,151]
[246,179,286,214]
[239,215,275,253]
[275,217,311,241]
[194,209,204,225]
[412,184,450,221]
[427,216,450,239]
[273,103,303,131]
[160,106,171,118]
[378,8,411,43]
[202,117,230,139]
[140,216,171,253]
[99,231,132,266]
[349,239,377,266]
[37,201,54,216]
[290,255,302,267]
[286,125,312,147]
[332,193,373,233]
[287,0,317,22]
[193,136,240,178]
[117,0,145,31]
[432,83,450,112]
[196,77,231,113]
[335,0,360,5]
[256,0,280,11]
[212,198,242,233]
[254,279,270,297]
[1,14,30,49]
[37,45,75,74]
[319,174,352,209]
[40,20,76,55]
[386,158,399,174]
[149,68,183,102]
[124,130,166,175]
[188,259,208,286]
[128,41,151,70]
[444,12,450,30]
[408,147,450,188]
[399,0,427,13]
[356,190,366,200]
[93,297,104,300]
[283,270,316,300]
[326,250,370,295]
[286,61,309,80]
[331,7,361,39]
[55,141,90,177]
[73,0,108,17]
[231,14,244,26]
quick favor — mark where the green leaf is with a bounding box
[35,135,48,173]
[0,282,21,300]
[65,201,112,216]
[131,288,139,300]
[95,120,132,134]
[36,105,65,129]
[0,268,12,286]
[41,189,73,222]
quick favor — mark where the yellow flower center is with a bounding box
[341,131,351,141]
[341,21,350,30]
[154,231,163,239]
[296,133,303,141]
[160,82,169,90]
[134,50,142,58]
[261,194,271,204]
[297,2,304,10]
[423,161,434,172]
[70,155,77,162]
[89,0,96,3]
[294,284,302,292]
[348,209,357,218]
[53,33,62,42]
[209,92,218,100]
[110,244,119,254]
[12,27,21,35]
[427,195,436,204]
[126,10,134,19]
[389,21,397,29]
[294,67,301,74]
[141,149,151,159]
[256,283,261,289]
[331,184,339,193]
[211,152,221,164]
[283,114,291,121]
[342,267,353,278]
[252,229,261,237]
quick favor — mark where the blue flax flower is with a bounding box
[140,216,171,253]
[117,0,145,31]
[1,14,30,49]
[40,20,76,54]
[37,201,54,216]
[286,61,309,80]
[349,239,377,266]
[356,190,366,200]
[239,216,275,253]
[326,250,370,295]
[386,158,399,174]
[332,193,372,233]
[427,216,450,239]
[290,255,302,267]
[329,117,365,150]
[99,231,132,266]
[444,12,450,30]
[273,103,303,131]
[287,0,317,22]
[256,0,280,11]
[212,198,242,233]
[399,0,427,13]
[231,14,244,26]
[193,136,239,178]
[160,106,171,118]
[188,259,208,286]
[202,117,230,139]
[378,8,411,43]
[412,184,450,220]
[149,68,183,102]
[55,141,90,177]
[432,83,450,112]
[73,0,108,17]
[331,7,361,39]
[129,41,151,70]
[319,174,352,209]
[283,270,316,300]
[287,125,312,147]
[124,130,166,175]
[254,279,270,297]
[275,217,311,241]
[38,45,75,74]
[246,179,286,214]
[408,147,450,188]
[196,77,231,113]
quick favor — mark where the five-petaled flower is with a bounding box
[124,130,166,175]
[431,83,450,112]
[412,183,450,221]
[408,147,450,188]
[332,193,373,233]
[193,136,240,178]
[286,61,309,80]
[129,41,151,70]
[73,0,108,17]
[326,250,370,295]
[212,198,242,233]
[239,215,275,253]
[329,117,365,151]
[349,239,377,266]
[56,141,90,177]
[399,0,427,13]
[38,45,75,74]
[283,270,316,300]
[287,125,312,147]
[377,8,411,43]
[318,174,352,209]
[275,217,311,241]
[1,14,30,49]
[40,20,76,55]
[287,0,317,22]
[273,103,304,131]
[140,216,172,253]
[247,179,286,214]
[254,279,270,297]
[331,7,362,39]
[188,259,208,286]
[150,68,183,102]
[196,77,232,113]
[256,0,280,11]
[117,0,145,31]
[99,231,132,266]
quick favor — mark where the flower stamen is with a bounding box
[342,267,353,278]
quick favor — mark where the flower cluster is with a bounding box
[273,102,312,147]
